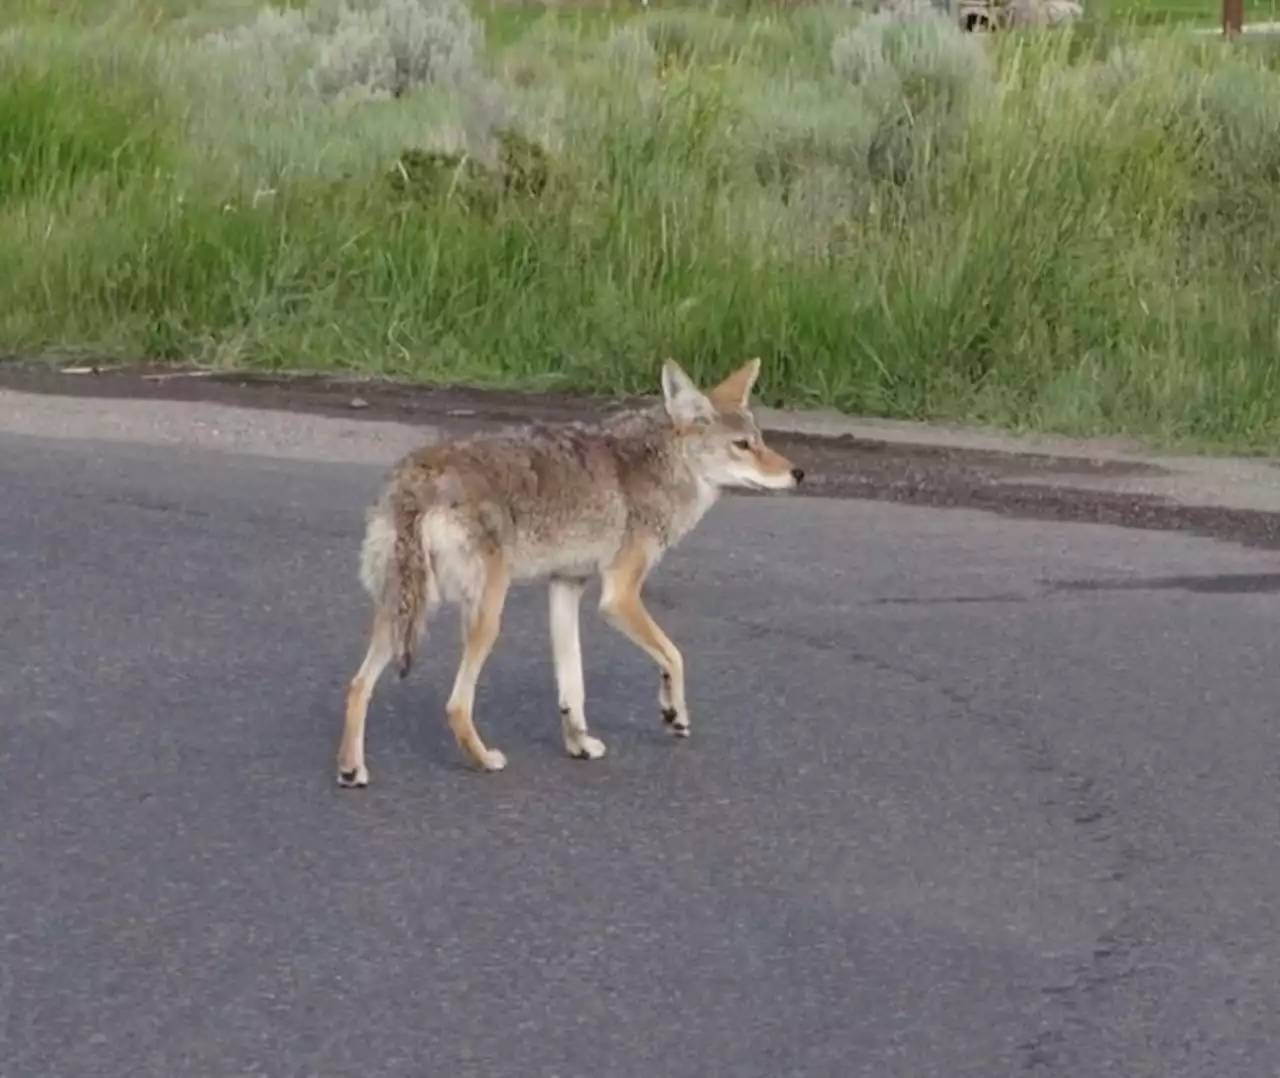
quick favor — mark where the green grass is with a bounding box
[6,0,1280,450]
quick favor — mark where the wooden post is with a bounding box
[1223,0,1243,36]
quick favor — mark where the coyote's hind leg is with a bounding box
[445,558,511,772]
[338,611,396,788]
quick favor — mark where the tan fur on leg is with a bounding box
[599,541,690,737]
[338,612,395,787]
[550,578,606,760]
[445,559,511,771]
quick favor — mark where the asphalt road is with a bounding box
[3,422,1280,1078]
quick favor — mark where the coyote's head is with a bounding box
[660,357,804,492]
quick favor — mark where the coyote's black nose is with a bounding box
[791,468,805,483]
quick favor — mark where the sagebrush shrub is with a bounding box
[200,5,314,101]
[831,4,991,182]
[832,4,990,112]
[312,0,481,100]
[1197,63,1280,185]
[602,25,659,80]
[202,0,483,102]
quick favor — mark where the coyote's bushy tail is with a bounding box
[360,487,432,680]
[389,490,430,679]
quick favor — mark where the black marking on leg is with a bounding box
[339,769,361,785]
[564,707,589,758]
[662,706,690,738]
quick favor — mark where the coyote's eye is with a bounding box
[732,438,751,451]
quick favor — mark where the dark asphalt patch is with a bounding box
[1051,571,1280,595]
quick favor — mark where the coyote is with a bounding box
[336,357,804,786]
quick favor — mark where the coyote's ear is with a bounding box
[709,357,761,410]
[661,358,712,424]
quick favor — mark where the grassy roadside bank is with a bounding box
[5,0,1280,450]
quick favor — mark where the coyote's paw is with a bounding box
[477,748,508,772]
[658,672,690,737]
[661,707,691,738]
[337,763,369,788]
[566,733,607,761]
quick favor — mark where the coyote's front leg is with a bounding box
[657,669,684,734]
[599,543,690,738]
[549,578,607,760]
